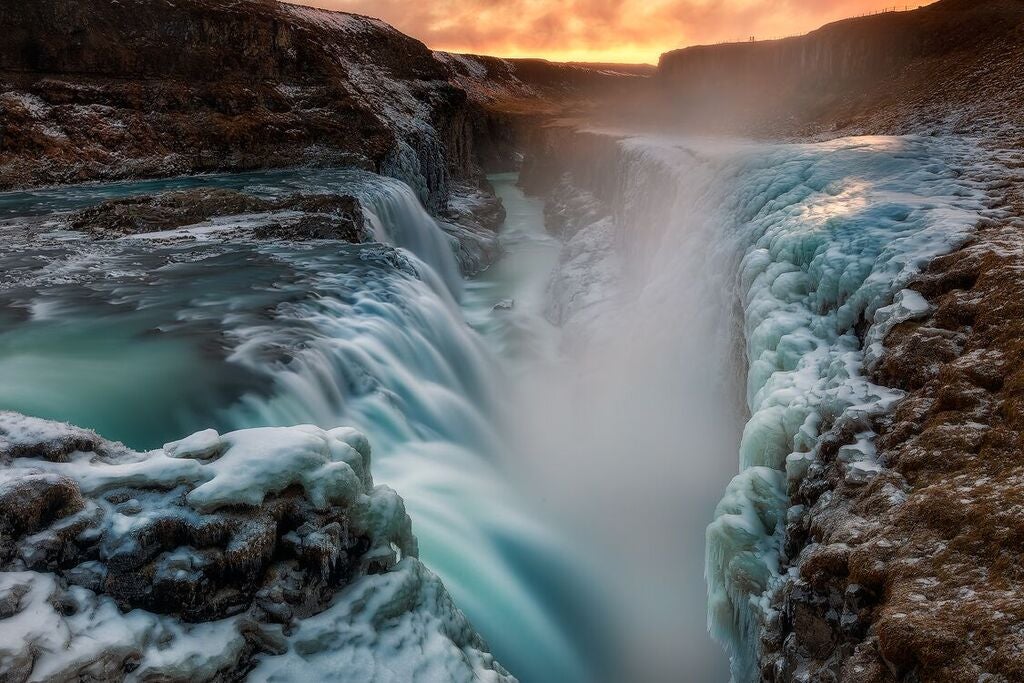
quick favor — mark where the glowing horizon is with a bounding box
[285,0,938,64]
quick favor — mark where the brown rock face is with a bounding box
[655,0,1024,138]
[0,0,652,218]
[439,52,657,174]
[0,0,474,212]
[764,163,1024,681]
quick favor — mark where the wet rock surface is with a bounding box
[67,188,368,242]
[440,179,505,275]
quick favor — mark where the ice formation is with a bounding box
[0,412,512,682]
[584,135,989,679]
[535,132,988,680]
[695,137,987,679]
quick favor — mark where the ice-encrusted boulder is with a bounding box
[0,412,512,682]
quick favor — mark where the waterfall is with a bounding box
[0,168,601,683]
[215,245,594,683]
[539,134,986,680]
[203,187,598,683]
[354,176,464,298]
[0,138,990,682]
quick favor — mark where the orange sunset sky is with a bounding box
[286,1,937,64]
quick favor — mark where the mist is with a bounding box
[479,154,749,681]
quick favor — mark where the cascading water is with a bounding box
[0,169,603,683]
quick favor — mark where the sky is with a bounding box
[287,1,936,64]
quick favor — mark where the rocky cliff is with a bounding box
[0,0,476,212]
[656,0,1024,139]
[0,0,647,213]
[641,1,1024,680]
[758,147,1024,683]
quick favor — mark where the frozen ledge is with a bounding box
[0,412,513,682]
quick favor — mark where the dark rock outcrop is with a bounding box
[0,0,651,217]
[67,188,367,242]
[441,179,504,275]
[0,0,471,212]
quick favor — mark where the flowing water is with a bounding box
[0,169,602,683]
[0,135,989,683]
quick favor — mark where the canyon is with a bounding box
[2,0,1024,681]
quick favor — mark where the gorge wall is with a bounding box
[0,0,645,215]
[655,0,1024,138]
[0,0,477,212]
[518,1,1024,679]
[518,121,1024,683]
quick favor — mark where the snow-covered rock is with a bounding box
[0,412,512,682]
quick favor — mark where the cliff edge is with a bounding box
[0,0,476,211]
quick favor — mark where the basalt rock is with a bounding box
[440,179,505,275]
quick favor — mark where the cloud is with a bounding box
[287,0,931,63]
